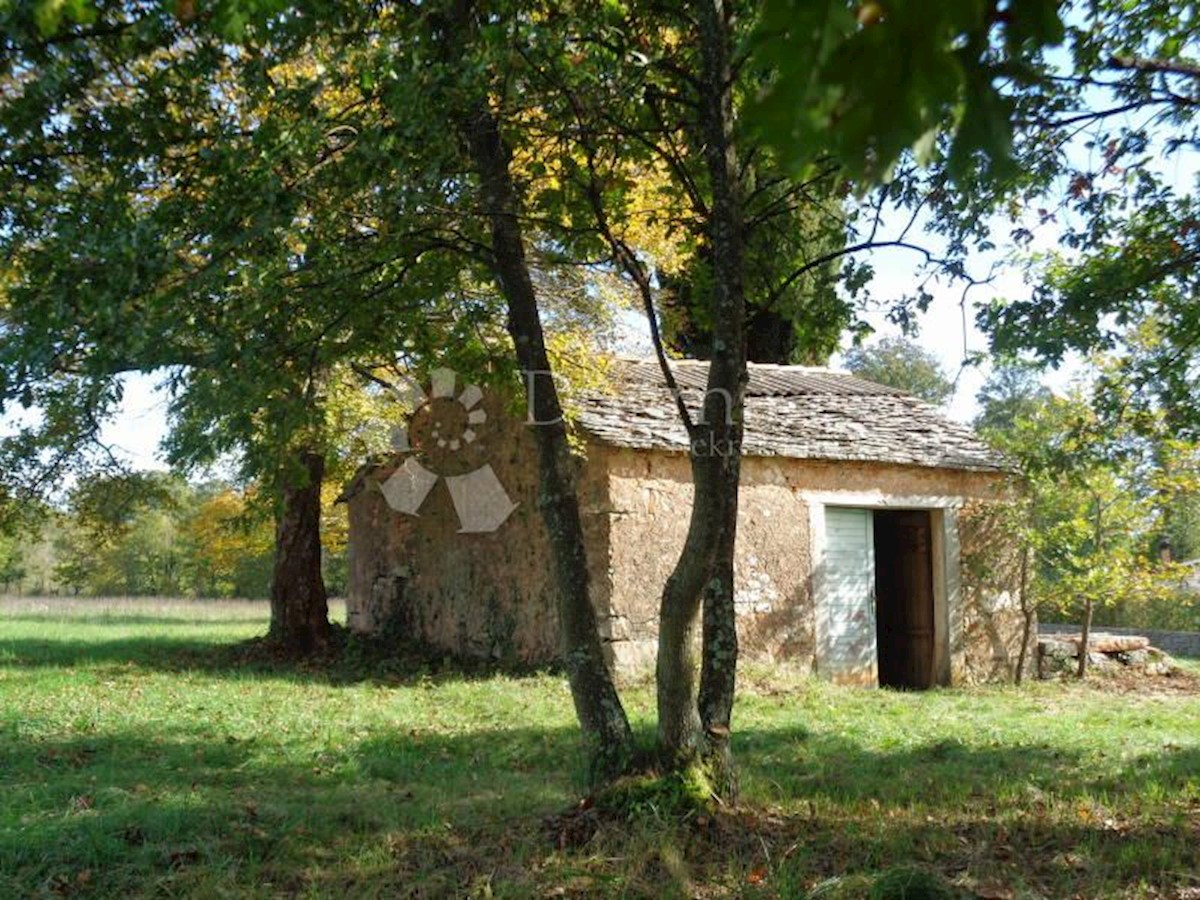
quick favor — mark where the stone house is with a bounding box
[343,358,1028,686]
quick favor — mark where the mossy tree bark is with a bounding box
[655,0,747,797]
[268,450,330,656]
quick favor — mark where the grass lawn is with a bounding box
[1,598,1198,899]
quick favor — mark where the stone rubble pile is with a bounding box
[1037,632,1179,679]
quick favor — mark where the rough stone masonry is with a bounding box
[1037,632,1180,679]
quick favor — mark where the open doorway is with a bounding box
[873,509,936,689]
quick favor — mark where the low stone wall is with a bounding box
[1037,632,1177,678]
[1040,623,1200,659]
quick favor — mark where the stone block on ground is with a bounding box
[1036,633,1180,679]
[1052,632,1151,653]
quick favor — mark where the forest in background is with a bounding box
[0,473,348,599]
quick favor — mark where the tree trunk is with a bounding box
[656,457,722,761]
[1015,544,1033,685]
[268,450,330,655]
[1076,497,1104,678]
[1076,594,1094,678]
[655,0,748,790]
[446,18,632,778]
[698,517,739,793]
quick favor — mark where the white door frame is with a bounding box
[806,492,963,686]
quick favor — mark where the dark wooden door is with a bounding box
[874,510,935,689]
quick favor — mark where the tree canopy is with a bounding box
[981,0,1200,437]
[844,336,955,406]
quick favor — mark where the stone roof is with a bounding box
[574,358,1009,473]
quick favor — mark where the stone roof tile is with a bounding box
[574,358,1009,473]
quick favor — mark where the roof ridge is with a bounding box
[605,355,910,399]
[610,354,851,376]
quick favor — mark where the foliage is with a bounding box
[750,0,1065,184]
[1160,491,1200,563]
[843,336,955,405]
[972,362,1051,436]
[0,0,487,507]
[0,471,349,599]
[981,1,1200,438]
[0,531,24,590]
[0,602,1198,898]
[180,486,275,599]
[50,472,187,597]
[974,368,1199,630]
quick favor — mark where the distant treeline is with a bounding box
[0,472,348,599]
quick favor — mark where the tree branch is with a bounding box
[1109,54,1200,80]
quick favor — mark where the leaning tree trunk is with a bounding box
[268,450,330,655]
[445,14,632,778]
[655,0,748,794]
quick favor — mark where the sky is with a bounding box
[97,375,174,471]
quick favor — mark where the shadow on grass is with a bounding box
[3,715,1198,898]
[0,634,262,673]
[0,721,586,898]
[741,727,1200,807]
[0,614,269,627]
[0,625,564,687]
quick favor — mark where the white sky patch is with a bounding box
[0,372,171,472]
[99,374,171,471]
[833,228,1085,423]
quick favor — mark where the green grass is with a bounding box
[1,598,1198,898]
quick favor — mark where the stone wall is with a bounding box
[958,497,1035,682]
[599,448,813,671]
[345,396,612,665]
[600,448,1016,679]
[346,420,1023,683]
[1039,623,1200,659]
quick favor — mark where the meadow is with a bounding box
[1,597,1198,898]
